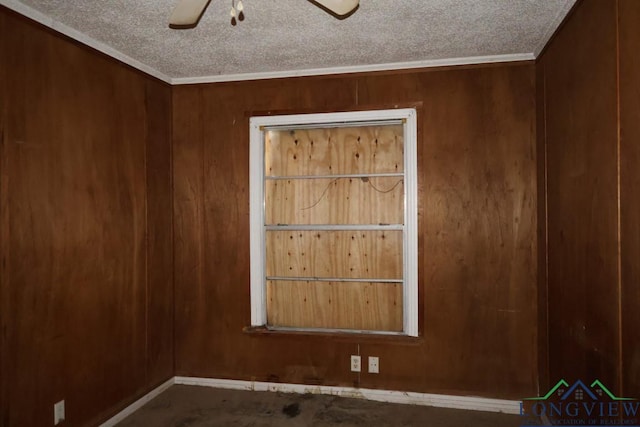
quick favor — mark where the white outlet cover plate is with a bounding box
[350,355,361,372]
[368,356,379,373]
[54,400,65,425]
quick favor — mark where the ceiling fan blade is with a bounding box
[169,0,211,29]
[310,0,360,18]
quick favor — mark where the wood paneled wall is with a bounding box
[619,0,640,399]
[173,64,538,398]
[538,0,619,390]
[538,0,640,396]
[535,52,549,394]
[15,0,640,419]
[0,10,6,427]
[0,9,173,427]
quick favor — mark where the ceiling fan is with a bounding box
[169,0,360,28]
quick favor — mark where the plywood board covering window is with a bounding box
[250,109,418,336]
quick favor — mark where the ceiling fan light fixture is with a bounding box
[169,0,358,29]
[310,0,359,19]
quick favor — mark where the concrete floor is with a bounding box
[116,385,524,427]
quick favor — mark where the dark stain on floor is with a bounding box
[115,385,524,427]
[282,402,301,418]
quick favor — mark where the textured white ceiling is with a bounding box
[1,0,575,84]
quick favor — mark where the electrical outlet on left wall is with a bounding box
[54,400,65,425]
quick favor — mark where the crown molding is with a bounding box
[0,0,173,83]
[170,53,535,85]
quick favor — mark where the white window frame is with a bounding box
[249,108,418,337]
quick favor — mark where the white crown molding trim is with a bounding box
[533,0,577,57]
[170,53,535,85]
[174,376,522,414]
[0,0,173,84]
[98,378,175,427]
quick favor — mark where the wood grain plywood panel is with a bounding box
[267,280,403,331]
[266,230,402,279]
[356,66,539,396]
[265,125,404,177]
[541,0,619,388]
[0,10,173,427]
[172,84,207,376]
[403,68,534,390]
[174,77,359,378]
[619,0,640,398]
[201,89,253,369]
[144,79,174,386]
[265,177,404,225]
[358,65,538,395]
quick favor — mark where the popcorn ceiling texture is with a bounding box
[12,0,575,79]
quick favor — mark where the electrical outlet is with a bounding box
[350,355,361,372]
[54,400,65,425]
[368,356,379,374]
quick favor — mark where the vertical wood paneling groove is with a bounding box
[0,12,8,426]
[169,88,177,379]
[615,0,623,395]
[144,77,150,392]
[535,58,549,395]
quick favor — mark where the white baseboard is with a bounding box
[99,378,175,427]
[174,376,522,415]
[101,376,522,425]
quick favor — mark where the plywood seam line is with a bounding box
[143,83,150,391]
[542,61,550,397]
[0,27,11,424]
[169,87,177,378]
[199,85,206,333]
[265,225,403,231]
[614,0,623,397]
[356,343,361,386]
[0,56,7,427]
[355,79,359,106]
[267,173,404,180]
[266,277,402,283]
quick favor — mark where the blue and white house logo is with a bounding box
[520,379,639,426]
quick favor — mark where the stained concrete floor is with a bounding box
[116,385,524,427]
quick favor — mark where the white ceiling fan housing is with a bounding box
[169,0,360,28]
